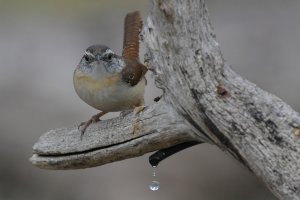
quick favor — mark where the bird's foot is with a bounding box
[78,118,98,139]
[78,111,107,139]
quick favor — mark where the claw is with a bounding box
[78,111,107,139]
[78,118,94,138]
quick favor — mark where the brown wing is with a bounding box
[122,10,142,61]
[122,60,147,86]
[121,11,147,86]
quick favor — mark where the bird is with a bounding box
[73,11,147,138]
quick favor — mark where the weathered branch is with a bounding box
[30,101,201,169]
[30,0,300,199]
[143,1,300,199]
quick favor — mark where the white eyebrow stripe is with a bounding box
[84,51,95,58]
[103,49,114,55]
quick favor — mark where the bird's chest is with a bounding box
[73,70,144,112]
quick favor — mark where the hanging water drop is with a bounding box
[152,167,156,177]
[149,180,160,191]
[148,166,160,191]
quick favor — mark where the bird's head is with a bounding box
[77,45,125,77]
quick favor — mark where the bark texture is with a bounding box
[30,0,300,199]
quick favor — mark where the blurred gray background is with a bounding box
[0,0,299,199]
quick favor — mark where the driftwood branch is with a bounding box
[31,100,201,169]
[30,0,300,199]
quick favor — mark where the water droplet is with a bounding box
[148,166,160,191]
[149,181,160,191]
[152,168,156,177]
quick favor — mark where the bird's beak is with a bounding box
[94,57,107,72]
[96,54,102,62]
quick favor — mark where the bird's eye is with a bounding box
[83,51,96,63]
[84,55,90,62]
[106,53,113,61]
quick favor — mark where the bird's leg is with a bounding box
[78,111,107,139]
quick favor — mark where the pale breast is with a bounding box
[73,70,145,112]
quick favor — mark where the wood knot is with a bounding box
[290,123,300,137]
[195,49,201,55]
[216,84,229,97]
[158,0,174,23]
[154,96,161,102]
[293,126,300,137]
